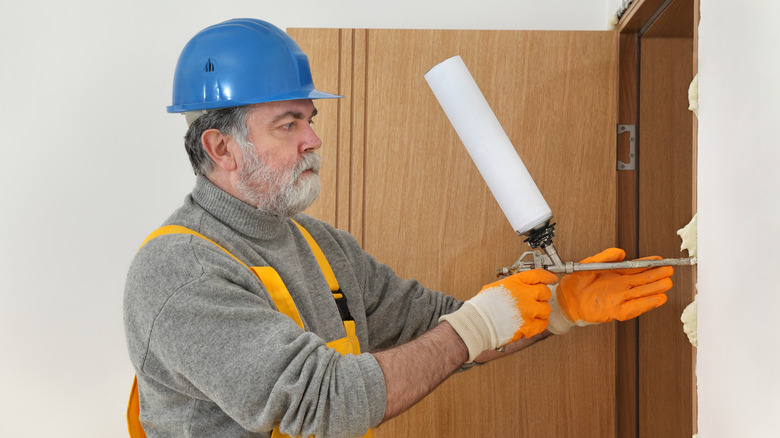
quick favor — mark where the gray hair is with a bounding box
[183,105,253,175]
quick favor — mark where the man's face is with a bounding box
[233,99,323,216]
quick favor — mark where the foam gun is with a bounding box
[424,56,694,276]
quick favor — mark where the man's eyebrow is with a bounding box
[271,107,318,124]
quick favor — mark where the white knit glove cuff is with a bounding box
[439,302,492,363]
[547,284,577,335]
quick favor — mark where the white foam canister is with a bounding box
[424,55,552,235]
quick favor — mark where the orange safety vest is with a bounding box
[127,221,373,438]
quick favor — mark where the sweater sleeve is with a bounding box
[124,234,386,437]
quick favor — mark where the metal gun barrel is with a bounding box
[545,257,696,274]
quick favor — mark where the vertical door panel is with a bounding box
[618,1,698,436]
[616,31,641,438]
[364,29,618,438]
[638,37,695,438]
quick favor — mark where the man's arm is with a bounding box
[370,270,557,422]
[372,323,552,423]
[372,321,467,422]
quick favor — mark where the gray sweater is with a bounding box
[124,176,462,437]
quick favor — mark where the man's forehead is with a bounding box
[249,99,317,119]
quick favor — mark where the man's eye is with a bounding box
[283,122,295,130]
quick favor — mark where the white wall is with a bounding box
[0,1,612,436]
[697,1,780,436]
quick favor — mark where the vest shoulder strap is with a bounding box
[139,221,332,287]
[139,224,252,272]
[138,221,351,324]
[289,220,339,291]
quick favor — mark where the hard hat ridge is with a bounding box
[167,18,342,114]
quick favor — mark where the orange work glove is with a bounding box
[440,269,559,362]
[547,248,673,334]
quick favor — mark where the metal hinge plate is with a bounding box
[617,124,636,170]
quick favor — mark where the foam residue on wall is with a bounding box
[681,294,698,347]
[677,213,698,261]
[678,214,698,347]
[607,14,619,30]
[688,73,699,117]
[615,0,636,19]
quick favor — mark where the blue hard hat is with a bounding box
[167,18,342,113]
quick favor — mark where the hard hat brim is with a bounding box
[167,89,343,113]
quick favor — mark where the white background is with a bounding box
[697,1,780,436]
[0,0,776,436]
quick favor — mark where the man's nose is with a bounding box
[300,123,322,153]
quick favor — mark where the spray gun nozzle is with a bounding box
[520,221,565,269]
[522,221,557,249]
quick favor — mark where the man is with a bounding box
[124,18,673,438]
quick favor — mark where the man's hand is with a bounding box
[547,248,674,334]
[440,269,559,362]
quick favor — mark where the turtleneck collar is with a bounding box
[190,175,290,240]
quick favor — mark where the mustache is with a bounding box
[293,152,321,176]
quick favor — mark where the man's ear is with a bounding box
[201,129,238,172]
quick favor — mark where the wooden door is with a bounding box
[638,1,697,436]
[293,28,619,437]
[618,0,698,436]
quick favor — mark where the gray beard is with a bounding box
[234,146,322,217]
